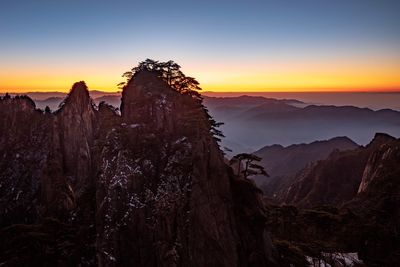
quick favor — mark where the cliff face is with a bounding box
[278,148,369,207]
[347,135,400,265]
[266,134,400,266]
[0,83,97,224]
[54,81,96,196]
[254,137,359,196]
[0,96,50,225]
[357,133,397,193]
[0,72,276,266]
[275,133,399,208]
[97,70,276,266]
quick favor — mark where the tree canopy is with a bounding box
[118,59,202,98]
[119,59,225,144]
[229,153,269,179]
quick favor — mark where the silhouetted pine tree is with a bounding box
[229,153,269,179]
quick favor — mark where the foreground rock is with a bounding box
[0,69,277,266]
[253,137,359,196]
[274,133,397,208]
[266,133,400,266]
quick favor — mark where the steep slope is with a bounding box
[0,96,51,226]
[266,134,400,266]
[53,82,97,199]
[97,70,276,266]
[357,133,398,193]
[346,135,400,265]
[252,137,359,195]
[0,68,277,266]
[278,133,397,208]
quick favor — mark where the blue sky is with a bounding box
[1,0,400,92]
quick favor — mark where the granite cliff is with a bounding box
[0,63,277,266]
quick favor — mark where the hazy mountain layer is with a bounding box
[252,137,359,196]
[276,133,397,208]
[210,100,400,154]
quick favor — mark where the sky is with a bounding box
[1,0,399,93]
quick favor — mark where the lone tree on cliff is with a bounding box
[118,59,201,98]
[119,59,226,144]
[229,153,269,179]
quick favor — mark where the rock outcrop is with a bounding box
[357,133,397,193]
[0,96,50,225]
[54,81,96,197]
[253,137,359,196]
[0,70,277,266]
[274,133,399,208]
[97,70,276,266]
[278,148,369,207]
[266,134,400,266]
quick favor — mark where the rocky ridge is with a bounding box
[273,133,398,208]
[0,69,277,266]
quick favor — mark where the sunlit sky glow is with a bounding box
[1,0,399,93]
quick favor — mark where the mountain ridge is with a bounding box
[0,68,277,266]
[252,137,359,197]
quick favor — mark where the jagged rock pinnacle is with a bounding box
[121,70,174,125]
[60,81,92,112]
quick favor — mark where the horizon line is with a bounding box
[2,89,400,94]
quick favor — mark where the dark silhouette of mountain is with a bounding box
[3,66,400,266]
[252,137,359,196]
[276,133,397,208]
[2,90,120,101]
[265,133,400,266]
[0,63,277,266]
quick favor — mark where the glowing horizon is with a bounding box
[1,62,399,93]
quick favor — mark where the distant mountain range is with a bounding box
[203,95,400,153]
[275,133,398,207]
[253,136,359,194]
[257,132,399,207]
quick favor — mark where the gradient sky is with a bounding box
[1,0,399,92]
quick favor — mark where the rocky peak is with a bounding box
[358,135,399,193]
[59,81,92,112]
[0,94,37,113]
[270,133,398,208]
[121,70,178,131]
[0,61,278,266]
[367,132,396,148]
[0,95,53,226]
[52,81,97,199]
[96,67,277,266]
